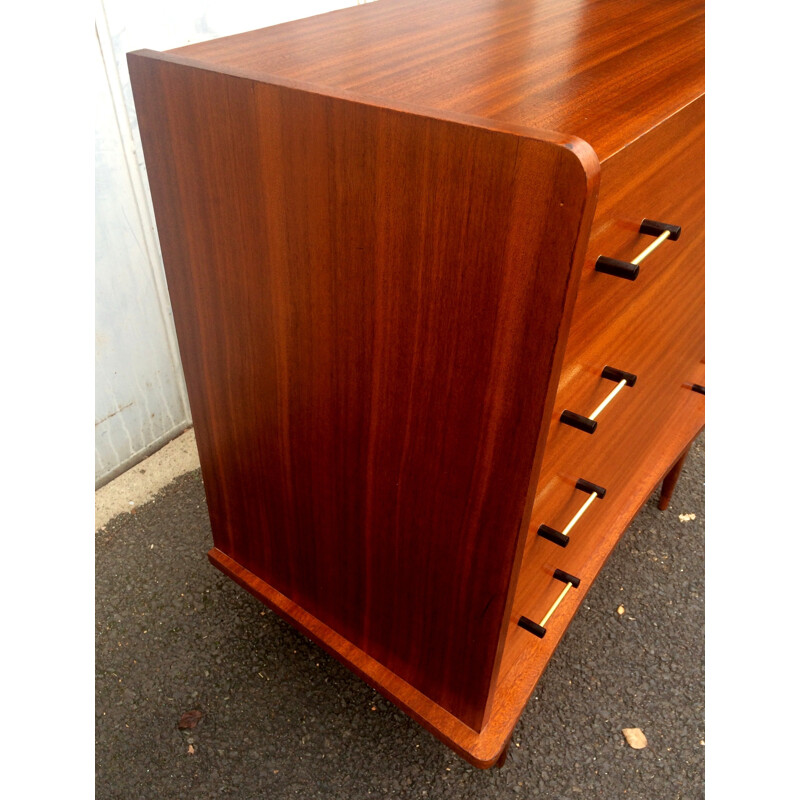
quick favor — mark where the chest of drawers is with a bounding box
[129,0,704,768]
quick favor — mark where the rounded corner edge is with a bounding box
[559,135,601,199]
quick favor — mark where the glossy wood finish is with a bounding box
[128,49,596,733]
[170,0,704,163]
[563,98,706,358]
[487,393,703,752]
[129,0,704,769]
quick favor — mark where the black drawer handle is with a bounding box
[560,366,637,434]
[595,219,682,281]
[518,570,582,639]
[536,478,608,547]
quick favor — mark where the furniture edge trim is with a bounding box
[599,92,706,164]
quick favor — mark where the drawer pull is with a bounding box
[595,219,682,281]
[537,478,607,547]
[576,477,607,498]
[537,524,569,547]
[690,383,705,395]
[595,255,640,281]
[518,569,581,638]
[559,410,596,434]
[600,365,637,386]
[640,218,681,241]
[560,366,637,433]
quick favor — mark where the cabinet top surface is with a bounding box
[169,0,704,161]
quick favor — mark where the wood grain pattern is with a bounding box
[484,393,703,755]
[169,0,704,163]
[128,49,597,732]
[561,98,706,356]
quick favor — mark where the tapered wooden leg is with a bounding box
[658,446,690,510]
[495,741,511,768]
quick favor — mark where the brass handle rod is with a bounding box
[588,378,627,420]
[539,582,573,628]
[595,219,681,280]
[561,491,598,537]
[560,367,637,434]
[536,479,607,548]
[518,569,582,638]
[631,229,671,265]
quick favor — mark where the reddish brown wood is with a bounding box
[659,447,691,511]
[485,401,703,746]
[128,49,597,733]
[128,0,704,769]
[563,98,706,356]
[170,0,704,163]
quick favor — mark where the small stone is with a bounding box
[178,710,202,730]
[622,728,648,749]
[617,605,625,615]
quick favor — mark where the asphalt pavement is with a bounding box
[96,434,704,799]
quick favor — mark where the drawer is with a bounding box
[566,96,705,353]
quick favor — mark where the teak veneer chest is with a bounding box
[129,0,704,768]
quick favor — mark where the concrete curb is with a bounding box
[95,428,200,530]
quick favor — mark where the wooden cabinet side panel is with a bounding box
[128,52,594,730]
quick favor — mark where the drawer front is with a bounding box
[567,96,705,354]
[496,97,704,686]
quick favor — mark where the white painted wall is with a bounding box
[95,0,367,486]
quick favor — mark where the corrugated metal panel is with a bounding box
[95,12,189,487]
